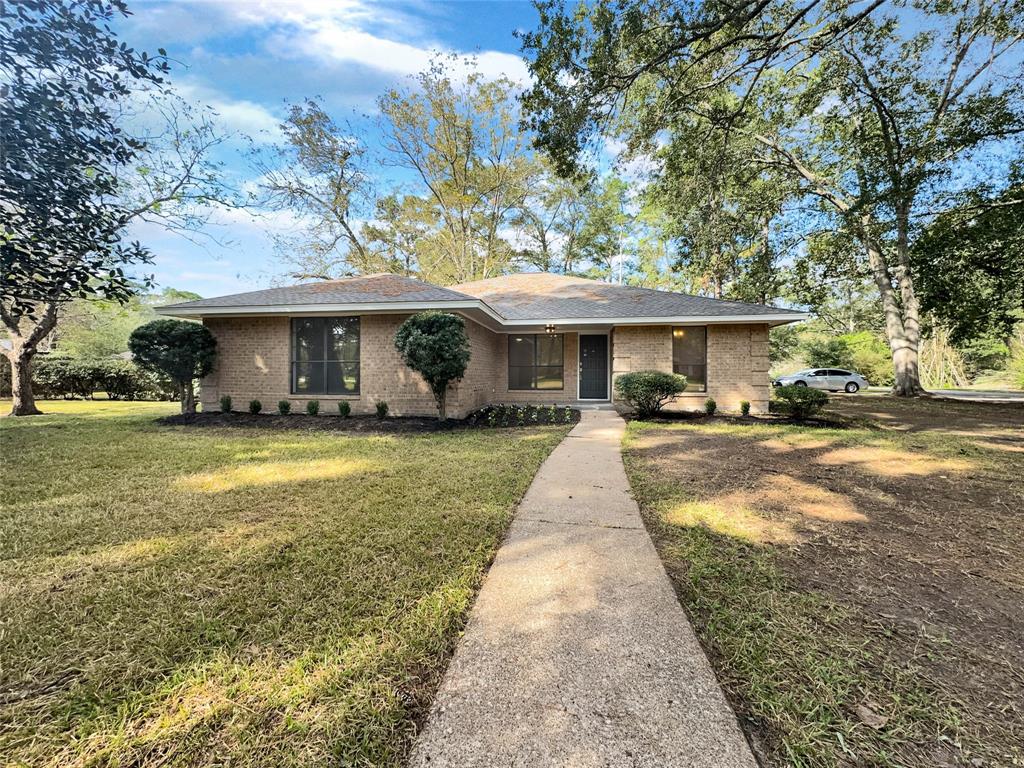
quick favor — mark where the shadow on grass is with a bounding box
[623,406,1024,768]
[0,407,570,767]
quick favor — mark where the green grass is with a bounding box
[622,401,1023,767]
[0,400,570,767]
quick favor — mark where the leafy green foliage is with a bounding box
[913,185,1024,346]
[128,319,217,413]
[306,400,319,416]
[375,400,389,420]
[0,356,175,401]
[249,400,262,415]
[740,400,751,416]
[338,401,351,417]
[56,289,203,359]
[394,312,471,420]
[1,0,166,319]
[804,338,855,369]
[219,395,232,413]
[614,371,687,419]
[277,400,291,415]
[703,398,717,415]
[773,385,828,421]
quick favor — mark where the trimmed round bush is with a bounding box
[375,400,389,420]
[278,400,291,415]
[703,397,717,415]
[306,399,320,416]
[773,384,828,421]
[740,400,751,416]
[338,401,351,417]
[614,370,687,419]
[220,394,232,413]
[248,399,262,415]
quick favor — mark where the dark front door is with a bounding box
[579,335,609,399]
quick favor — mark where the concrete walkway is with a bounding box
[410,411,757,768]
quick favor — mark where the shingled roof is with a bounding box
[160,273,475,309]
[159,271,805,324]
[452,273,803,321]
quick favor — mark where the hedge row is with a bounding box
[0,357,178,401]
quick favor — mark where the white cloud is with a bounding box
[173,81,283,141]
[200,0,530,83]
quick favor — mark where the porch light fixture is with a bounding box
[544,324,557,334]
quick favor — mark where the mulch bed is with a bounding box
[159,404,581,433]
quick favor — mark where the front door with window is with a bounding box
[579,335,609,399]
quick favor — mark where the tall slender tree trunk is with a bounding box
[861,223,924,396]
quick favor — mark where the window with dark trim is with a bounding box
[291,317,360,395]
[508,334,564,390]
[672,326,707,392]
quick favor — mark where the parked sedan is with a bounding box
[774,368,870,393]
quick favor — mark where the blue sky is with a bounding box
[117,0,541,298]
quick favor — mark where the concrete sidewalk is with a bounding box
[410,411,757,768]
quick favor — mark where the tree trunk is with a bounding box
[6,350,42,416]
[436,387,447,422]
[2,302,59,416]
[861,223,925,397]
[180,380,197,414]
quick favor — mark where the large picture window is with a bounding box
[291,317,360,395]
[672,326,707,392]
[508,334,564,390]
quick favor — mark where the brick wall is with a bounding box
[201,315,770,416]
[201,314,505,418]
[611,324,771,413]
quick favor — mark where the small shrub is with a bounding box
[614,370,687,419]
[773,384,828,421]
[563,406,572,423]
[516,406,525,426]
[338,401,351,417]
[306,399,320,416]
[740,400,751,416]
[703,397,717,415]
[548,405,557,422]
[248,399,262,415]
[486,408,497,427]
[219,395,232,413]
[375,400,389,419]
[278,400,291,415]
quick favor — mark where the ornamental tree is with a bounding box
[393,312,471,421]
[128,319,217,413]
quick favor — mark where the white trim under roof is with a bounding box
[499,313,808,327]
[156,299,807,328]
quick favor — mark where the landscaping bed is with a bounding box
[161,403,581,433]
[0,400,571,767]
[623,395,1023,768]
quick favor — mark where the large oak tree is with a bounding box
[521,0,1023,395]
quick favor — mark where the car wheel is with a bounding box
[845,382,860,393]
[794,380,807,387]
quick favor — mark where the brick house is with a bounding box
[157,272,805,416]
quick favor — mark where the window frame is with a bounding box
[507,333,565,391]
[290,316,361,396]
[671,325,708,393]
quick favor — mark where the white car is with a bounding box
[774,368,869,393]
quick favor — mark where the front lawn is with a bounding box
[623,396,1023,768]
[0,400,569,767]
